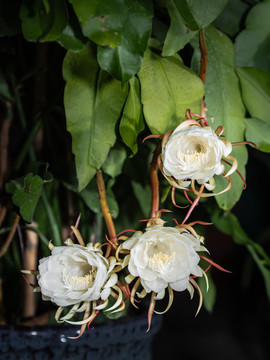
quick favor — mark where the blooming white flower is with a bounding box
[162,124,232,188]
[123,225,207,294]
[37,243,114,307]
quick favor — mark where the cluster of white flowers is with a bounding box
[25,118,232,335]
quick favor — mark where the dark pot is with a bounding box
[0,314,162,360]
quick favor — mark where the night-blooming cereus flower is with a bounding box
[37,243,114,307]
[22,234,125,338]
[161,122,233,190]
[123,224,208,298]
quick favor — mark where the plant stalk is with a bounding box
[96,170,116,242]
[149,143,161,218]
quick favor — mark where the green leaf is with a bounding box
[119,76,144,155]
[6,173,45,223]
[57,7,86,51]
[68,0,98,25]
[245,118,270,153]
[211,209,270,299]
[131,181,151,218]
[197,26,247,210]
[162,0,197,56]
[236,67,270,123]
[20,0,67,42]
[175,0,228,31]
[102,146,127,178]
[71,0,153,84]
[235,1,270,72]
[213,0,249,38]
[138,48,204,134]
[63,43,127,190]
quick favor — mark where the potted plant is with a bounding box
[0,1,270,359]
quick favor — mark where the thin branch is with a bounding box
[0,214,20,258]
[96,170,116,242]
[149,143,161,218]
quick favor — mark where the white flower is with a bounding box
[37,243,114,307]
[123,226,206,294]
[162,124,232,187]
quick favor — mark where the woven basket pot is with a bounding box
[0,313,162,360]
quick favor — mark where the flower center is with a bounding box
[144,244,176,274]
[62,267,97,291]
[178,143,209,167]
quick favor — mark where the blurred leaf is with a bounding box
[6,173,44,223]
[245,118,270,153]
[131,181,151,218]
[212,209,270,299]
[71,0,153,84]
[0,68,12,101]
[138,48,204,134]
[162,0,197,56]
[213,0,249,37]
[106,179,119,219]
[63,43,127,190]
[198,272,217,312]
[20,0,67,42]
[119,76,144,155]
[236,67,270,122]
[0,1,21,36]
[235,1,270,72]
[175,0,228,31]
[102,146,127,178]
[195,26,247,210]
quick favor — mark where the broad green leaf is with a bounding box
[102,146,127,178]
[68,0,98,24]
[63,44,99,190]
[119,77,144,155]
[213,0,249,37]
[138,48,204,134]
[131,181,151,218]
[211,209,270,299]
[71,0,153,84]
[20,0,67,42]
[175,0,228,31]
[245,118,270,153]
[236,67,270,122]
[63,43,127,190]
[6,173,44,223]
[57,24,85,51]
[162,0,197,56]
[199,26,247,210]
[235,1,270,72]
